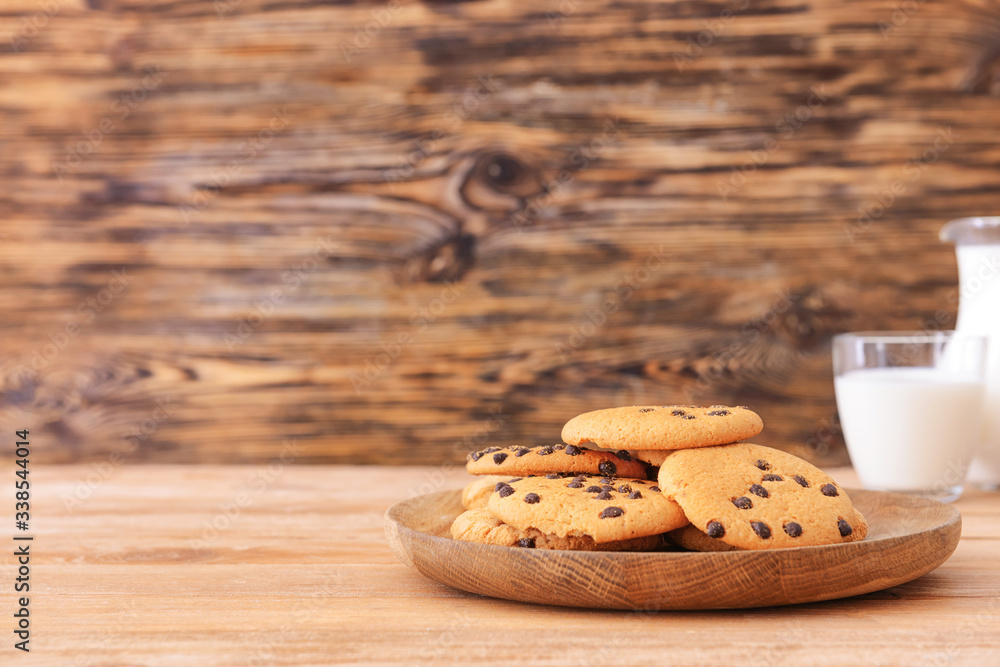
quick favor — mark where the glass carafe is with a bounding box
[940,216,1000,490]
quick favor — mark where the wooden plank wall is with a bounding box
[0,0,998,465]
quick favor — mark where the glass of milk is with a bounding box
[833,331,987,502]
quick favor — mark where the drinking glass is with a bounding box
[832,331,987,502]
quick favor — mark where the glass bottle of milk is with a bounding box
[941,216,1000,491]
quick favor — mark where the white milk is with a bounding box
[954,244,1000,485]
[834,367,985,493]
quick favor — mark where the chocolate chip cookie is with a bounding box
[657,442,868,550]
[628,450,671,466]
[562,405,763,451]
[466,444,648,479]
[487,474,688,544]
[667,524,742,552]
[450,507,663,551]
[461,475,513,510]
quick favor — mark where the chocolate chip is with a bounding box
[564,444,581,456]
[639,408,656,413]
[494,482,508,492]
[784,522,803,538]
[553,444,565,450]
[838,519,853,536]
[497,484,515,498]
[599,507,624,519]
[493,452,508,464]
[821,484,839,497]
[793,475,809,487]
[574,475,587,481]
[598,461,617,476]
[508,477,522,482]
[601,484,614,491]
[633,480,646,485]
[567,481,583,488]
[514,447,530,457]
[470,451,484,461]
[762,473,782,482]
[706,521,725,538]
[682,414,696,420]
[537,446,554,456]
[617,484,632,493]
[483,447,500,454]
[649,486,660,493]
[749,484,769,498]
[615,450,633,461]
[670,409,686,416]
[732,496,753,510]
[706,409,730,416]
[629,490,642,499]
[545,473,560,479]
[585,485,603,493]
[595,490,613,500]
[755,460,771,471]
[751,521,772,539]
[524,493,540,504]
[600,477,613,484]
[518,538,536,548]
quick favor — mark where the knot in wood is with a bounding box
[460,152,542,212]
[404,233,475,283]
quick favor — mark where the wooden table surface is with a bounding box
[9,464,1000,666]
[6,1,1000,469]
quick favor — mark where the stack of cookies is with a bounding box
[453,443,679,551]
[452,405,868,552]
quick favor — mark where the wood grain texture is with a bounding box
[1,0,999,464]
[8,463,1000,664]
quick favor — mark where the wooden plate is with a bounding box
[384,488,961,610]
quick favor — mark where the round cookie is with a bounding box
[466,443,648,479]
[848,508,869,541]
[487,474,688,543]
[629,450,671,466]
[461,475,513,510]
[668,524,742,552]
[450,508,663,551]
[657,442,867,550]
[562,405,763,451]
[667,508,868,552]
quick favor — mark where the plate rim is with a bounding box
[385,487,962,610]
